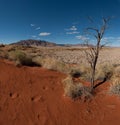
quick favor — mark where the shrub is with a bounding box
[95,64,114,81]
[0,50,8,59]
[42,57,58,70]
[68,64,92,81]
[32,56,43,66]
[62,76,83,98]
[34,57,70,73]
[32,56,70,73]
[109,66,120,95]
[8,50,35,66]
[62,76,92,99]
[54,61,70,73]
[69,67,82,78]
[77,65,91,81]
[0,44,5,47]
[109,79,120,95]
[114,66,120,77]
[68,63,114,83]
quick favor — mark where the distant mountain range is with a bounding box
[10,39,57,47]
[10,39,92,47]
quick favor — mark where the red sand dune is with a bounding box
[0,59,120,125]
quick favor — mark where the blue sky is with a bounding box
[0,0,120,46]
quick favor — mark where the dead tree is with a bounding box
[84,17,111,91]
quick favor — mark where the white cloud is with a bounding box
[70,26,77,31]
[76,35,89,41]
[30,24,35,27]
[65,25,77,31]
[65,26,79,35]
[66,31,79,34]
[101,37,120,46]
[102,37,120,42]
[36,27,40,30]
[39,32,51,36]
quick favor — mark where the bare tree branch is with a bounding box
[83,17,111,91]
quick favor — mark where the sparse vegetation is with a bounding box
[0,44,5,47]
[32,56,43,66]
[62,76,92,99]
[32,56,70,73]
[62,76,83,98]
[95,63,114,81]
[8,50,37,66]
[83,17,111,91]
[109,80,120,95]
[109,66,120,95]
[0,43,120,99]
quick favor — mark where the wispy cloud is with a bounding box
[76,35,89,41]
[69,26,77,31]
[66,31,79,34]
[30,24,35,27]
[102,37,120,42]
[65,25,77,31]
[36,27,40,30]
[76,36,120,46]
[65,25,79,35]
[39,32,51,36]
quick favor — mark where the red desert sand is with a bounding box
[0,59,120,125]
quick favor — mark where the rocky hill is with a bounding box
[10,39,95,47]
[11,39,57,47]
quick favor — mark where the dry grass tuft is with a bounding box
[69,65,91,81]
[95,63,114,81]
[0,44,5,47]
[109,80,120,95]
[32,56,44,66]
[40,57,70,73]
[8,50,36,66]
[62,76,92,99]
[33,56,70,73]
[0,50,8,59]
[62,76,83,98]
[109,66,120,95]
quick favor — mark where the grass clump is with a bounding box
[62,76,83,98]
[32,56,43,66]
[68,64,92,81]
[8,50,36,66]
[69,67,82,78]
[10,53,70,73]
[109,66,120,95]
[62,76,92,99]
[109,79,120,95]
[96,64,114,81]
[33,56,70,73]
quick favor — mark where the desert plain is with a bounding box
[0,45,120,125]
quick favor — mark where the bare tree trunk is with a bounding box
[84,17,111,91]
[91,66,95,91]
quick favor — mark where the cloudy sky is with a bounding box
[0,0,120,46]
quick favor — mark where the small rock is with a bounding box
[31,95,42,102]
[10,92,19,99]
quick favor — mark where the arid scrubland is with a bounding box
[0,45,120,98]
[1,45,120,66]
[0,45,120,74]
[18,46,120,66]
